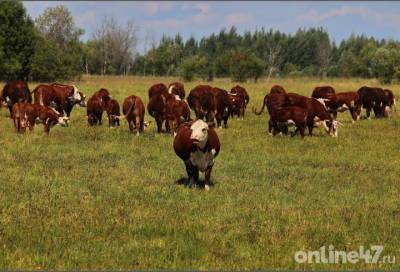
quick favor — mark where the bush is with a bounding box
[180,56,198,81]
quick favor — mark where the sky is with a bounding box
[23,1,400,53]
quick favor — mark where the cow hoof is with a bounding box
[204,185,210,191]
[268,132,272,136]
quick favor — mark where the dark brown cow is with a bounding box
[86,88,111,126]
[147,93,168,133]
[270,84,287,94]
[32,83,83,116]
[165,99,191,136]
[270,106,308,138]
[311,86,336,108]
[187,85,216,123]
[212,87,232,128]
[12,102,69,134]
[230,85,249,105]
[118,95,146,135]
[383,89,396,113]
[1,80,32,116]
[328,92,361,122]
[357,86,390,119]
[104,99,120,128]
[229,93,246,119]
[148,83,168,99]
[168,82,185,99]
[50,83,86,117]
[173,119,220,191]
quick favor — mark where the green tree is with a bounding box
[0,1,36,80]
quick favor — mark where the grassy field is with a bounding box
[0,76,399,270]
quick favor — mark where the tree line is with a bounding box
[1,1,400,84]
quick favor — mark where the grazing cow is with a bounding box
[173,119,220,191]
[270,106,308,138]
[230,85,249,105]
[148,83,168,99]
[270,84,287,94]
[311,86,336,109]
[165,98,191,136]
[50,83,86,117]
[229,93,246,119]
[383,89,396,114]
[117,95,147,135]
[0,80,32,116]
[86,88,111,126]
[168,82,185,99]
[212,87,232,128]
[12,102,69,134]
[104,99,121,128]
[187,85,216,123]
[357,86,390,119]
[328,92,361,122]
[32,83,83,117]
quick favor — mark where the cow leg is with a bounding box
[268,119,273,135]
[128,119,134,132]
[308,122,314,136]
[98,112,103,125]
[366,107,371,119]
[204,166,212,191]
[299,124,305,138]
[44,124,50,135]
[223,116,228,128]
[350,108,357,123]
[185,162,197,188]
[135,115,141,136]
[156,116,163,133]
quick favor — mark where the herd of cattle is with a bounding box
[0,80,396,190]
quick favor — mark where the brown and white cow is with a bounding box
[357,86,390,119]
[212,87,233,128]
[173,119,220,190]
[148,83,168,99]
[86,88,111,126]
[165,98,191,136]
[147,92,175,133]
[50,83,86,117]
[168,82,185,99]
[104,99,121,128]
[327,92,361,122]
[383,89,396,114]
[187,85,216,123]
[118,95,147,135]
[12,102,69,134]
[229,93,246,119]
[270,106,308,138]
[1,80,32,116]
[231,85,249,105]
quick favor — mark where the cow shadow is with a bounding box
[175,177,215,189]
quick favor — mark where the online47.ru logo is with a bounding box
[294,245,396,264]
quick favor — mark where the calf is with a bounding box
[118,95,146,135]
[173,119,220,191]
[357,86,390,119]
[12,102,69,134]
[270,106,308,138]
[168,82,185,99]
[105,99,121,128]
[86,88,111,126]
[231,85,249,105]
[165,99,191,136]
[187,85,216,123]
[148,83,168,99]
[1,80,32,116]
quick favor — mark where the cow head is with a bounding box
[77,91,87,107]
[190,119,210,148]
[46,108,70,128]
[322,119,342,137]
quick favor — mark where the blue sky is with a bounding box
[23,1,400,53]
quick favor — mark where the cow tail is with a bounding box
[252,100,266,115]
[119,98,135,120]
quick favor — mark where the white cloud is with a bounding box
[224,12,254,26]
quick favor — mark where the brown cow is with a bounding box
[212,87,232,128]
[328,92,361,122]
[104,99,121,128]
[229,93,246,119]
[86,88,111,126]
[383,89,396,115]
[12,102,69,134]
[50,83,86,117]
[165,99,191,136]
[148,83,168,99]
[168,82,185,99]
[311,86,336,109]
[173,119,220,191]
[1,80,32,116]
[187,85,216,123]
[357,86,390,119]
[270,84,287,94]
[270,106,308,138]
[116,95,147,135]
[230,85,249,105]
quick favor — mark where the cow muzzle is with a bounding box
[58,117,70,127]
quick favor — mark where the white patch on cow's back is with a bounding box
[190,148,215,172]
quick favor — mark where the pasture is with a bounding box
[0,76,399,270]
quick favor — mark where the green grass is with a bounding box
[0,76,399,269]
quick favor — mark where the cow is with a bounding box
[173,119,220,191]
[116,95,147,135]
[311,86,336,109]
[357,86,390,119]
[86,88,111,126]
[168,82,185,99]
[0,80,32,116]
[12,102,69,134]
[165,98,191,136]
[229,93,246,119]
[32,83,83,117]
[50,83,86,117]
[270,106,308,138]
[104,99,121,128]
[327,92,361,122]
[187,85,216,123]
[148,83,168,99]
[212,87,232,128]
[383,89,396,115]
[230,85,249,105]
[270,84,287,94]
